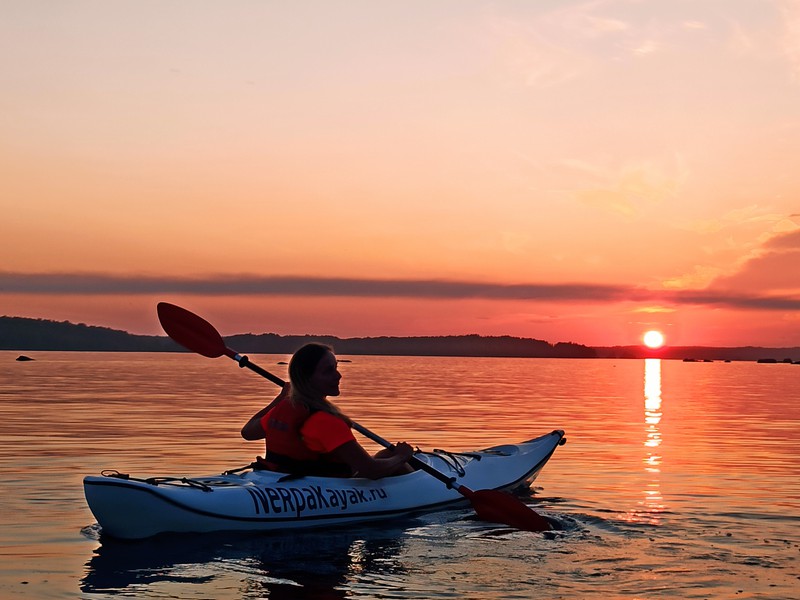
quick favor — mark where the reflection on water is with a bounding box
[639,358,664,524]
[81,524,411,599]
[622,358,665,525]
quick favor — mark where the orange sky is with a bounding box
[2,1,799,347]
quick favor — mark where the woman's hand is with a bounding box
[334,440,415,479]
[391,442,414,460]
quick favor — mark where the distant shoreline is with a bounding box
[2,315,799,362]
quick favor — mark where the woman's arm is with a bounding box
[331,440,414,479]
[240,384,290,440]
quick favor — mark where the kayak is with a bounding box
[84,429,566,540]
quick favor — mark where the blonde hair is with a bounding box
[288,343,346,419]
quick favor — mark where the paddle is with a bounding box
[156,302,552,532]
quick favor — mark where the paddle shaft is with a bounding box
[227,350,285,387]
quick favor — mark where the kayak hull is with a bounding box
[84,429,565,539]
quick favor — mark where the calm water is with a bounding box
[1,351,798,599]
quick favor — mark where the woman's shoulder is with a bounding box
[305,410,347,427]
[301,410,355,450]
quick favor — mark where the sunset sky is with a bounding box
[2,1,799,347]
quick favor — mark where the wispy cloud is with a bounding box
[675,212,800,289]
[709,229,800,293]
[560,155,688,216]
[478,0,641,88]
[684,205,786,235]
[766,228,800,248]
[682,21,707,31]
[483,16,586,88]
[778,0,800,79]
[1,272,797,311]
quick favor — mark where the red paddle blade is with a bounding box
[459,487,552,532]
[157,302,227,358]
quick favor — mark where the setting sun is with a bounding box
[643,330,665,349]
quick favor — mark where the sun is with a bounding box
[643,330,665,349]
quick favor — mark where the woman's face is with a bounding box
[309,351,342,397]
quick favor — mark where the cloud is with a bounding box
[1,271,797,311]
[631,39,659,56]
[483,16,586,88]
[685,205,789,235]
[764,227,800,249]
[677,207,797,281]
[682,21,707,31]
[582,15,629,35]
[563,156,688,216]
[662,264,725,291]
[478,1,640,89]
[708,229,800,293]
[778,0,800,79]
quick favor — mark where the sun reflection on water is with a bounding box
[639,358,664,524]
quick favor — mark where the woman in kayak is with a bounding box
[241,343,414,479]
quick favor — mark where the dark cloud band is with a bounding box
[0,271,798,311]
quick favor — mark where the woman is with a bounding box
[242,343,414,479]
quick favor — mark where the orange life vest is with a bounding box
[259,398,351,476]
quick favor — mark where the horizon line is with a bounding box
[3,314,800,350]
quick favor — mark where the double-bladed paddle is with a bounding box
[156,302,552,532]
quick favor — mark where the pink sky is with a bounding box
[2,1,799,347]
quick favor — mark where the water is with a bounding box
[1,352,798,598]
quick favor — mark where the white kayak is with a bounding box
[84,429,566,539]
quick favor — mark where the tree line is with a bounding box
[1,316,595,357]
